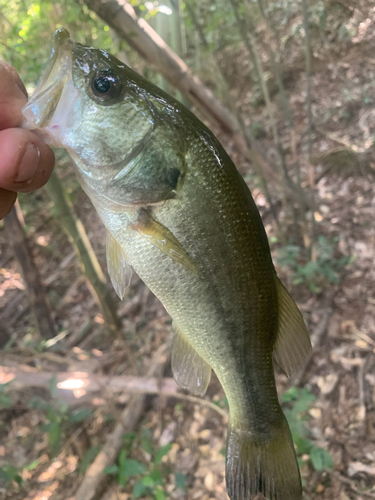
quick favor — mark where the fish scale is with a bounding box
[22,28,312,500]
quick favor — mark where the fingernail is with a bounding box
[15,144,41,183]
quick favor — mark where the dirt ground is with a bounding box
[1,6,375,500]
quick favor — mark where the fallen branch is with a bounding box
[0,364,178,397]
[0,363,227,419]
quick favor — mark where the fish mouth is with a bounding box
[22,28,73,129]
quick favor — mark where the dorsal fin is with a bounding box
[106,232,132,300]
[171,322,211,396]
[273,277,312,376]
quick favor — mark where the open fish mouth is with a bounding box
[22,28,73,130]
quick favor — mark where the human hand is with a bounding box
[0,62,55,219]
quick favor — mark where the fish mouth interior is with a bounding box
[22,28,74,129]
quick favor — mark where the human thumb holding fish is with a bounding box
[0,62,55,219]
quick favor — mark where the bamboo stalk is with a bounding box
[302,0,314,165]
[255,0,314,245]
[229,0,293,188]
[302,0,317,252]
[82,0,282,187]
[45,169,120,332]
[3,203,57,339]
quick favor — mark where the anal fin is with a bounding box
[273,277,312,376]
[106,232,132,300]
[171,322,211,396]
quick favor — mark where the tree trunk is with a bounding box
[3,202,57,339]
[45,169,120,332]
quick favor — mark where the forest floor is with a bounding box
[1,10,375,500]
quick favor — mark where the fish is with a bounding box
[22,28,312,500]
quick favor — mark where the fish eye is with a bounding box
[91,69,122,102]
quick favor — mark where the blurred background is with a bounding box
[0,1,375,499]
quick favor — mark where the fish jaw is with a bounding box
[21,28,80,149]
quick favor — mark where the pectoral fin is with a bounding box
[130,209,197,275]
[106,232,132,300]
[171,322,211,396]
[273,277,312,376]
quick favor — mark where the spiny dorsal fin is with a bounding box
[273,277,312,376]
[171,322,211,396]
[106,232,132,300]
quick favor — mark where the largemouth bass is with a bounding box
[22,28,312,500]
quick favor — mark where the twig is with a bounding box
[58,408,100,458]
[357,358,366,436]
[315,126,370,154]
[160,392,228,420]
[44,250,76,286]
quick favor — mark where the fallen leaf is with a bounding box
[348,461,375,477]
[317,373,339,395]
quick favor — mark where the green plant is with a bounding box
[104,428,177,499]
[276,235,351,292]
[282,387,333,472]
[250,120,265,138]
[0,464,23,486]
[0,459,40,487]
[28,376,94,458]
[79,446,101,474]
[0,383,12,408]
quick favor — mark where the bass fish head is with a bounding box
[23,28,184,206]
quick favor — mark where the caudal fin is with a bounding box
[225,419,302,500]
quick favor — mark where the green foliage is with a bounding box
[28,378,93,458]
[104,428,173,499]
[0,0,118,87]
[0,458,42,487]
[282,387,333,472]
[174,471,186,490]
[0,464,23,485]
[215,395,228,410]
[0,383,12,408]
[250,120,266,139]
[276,235,351,292]
[310,446,333,471]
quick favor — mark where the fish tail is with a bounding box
[225,417,302,500]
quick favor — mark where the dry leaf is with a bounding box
[348,461,375,476]
[317,373,339,395]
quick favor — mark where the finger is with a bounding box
[0,62,28,97]
[0,189,17,220]
[0,128,55,193]
[0,63,28,130]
